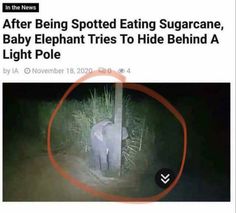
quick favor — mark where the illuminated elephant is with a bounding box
[90,119,128,173]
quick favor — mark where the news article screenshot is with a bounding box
[0,0,235,212]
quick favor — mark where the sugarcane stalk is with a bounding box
[139,117,146,151]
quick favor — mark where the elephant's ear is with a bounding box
[94,131,103,141]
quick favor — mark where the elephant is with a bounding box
[90,119,128,174]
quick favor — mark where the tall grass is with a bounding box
[71,88,153,173]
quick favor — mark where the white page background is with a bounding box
[0,0,235,212]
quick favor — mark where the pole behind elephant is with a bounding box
[111,83,123,176]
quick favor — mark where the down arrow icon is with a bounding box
[161,174,170,184]
[155,168,176,188]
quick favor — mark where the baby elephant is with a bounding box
[90,119,128,173]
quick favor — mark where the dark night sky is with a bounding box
[3,83,230,126]
[3,82,229,101]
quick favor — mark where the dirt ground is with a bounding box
[3,150,148,201]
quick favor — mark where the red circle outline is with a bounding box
[47,70,187,201]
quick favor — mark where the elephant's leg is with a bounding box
[94,153,101,170]
[89,149,100,170]
[99,148,108,171]
[90,134,101,170]
[107,149,117,170]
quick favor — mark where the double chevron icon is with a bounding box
[160,173,170,184]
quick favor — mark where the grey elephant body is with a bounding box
[90,119,128,173]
